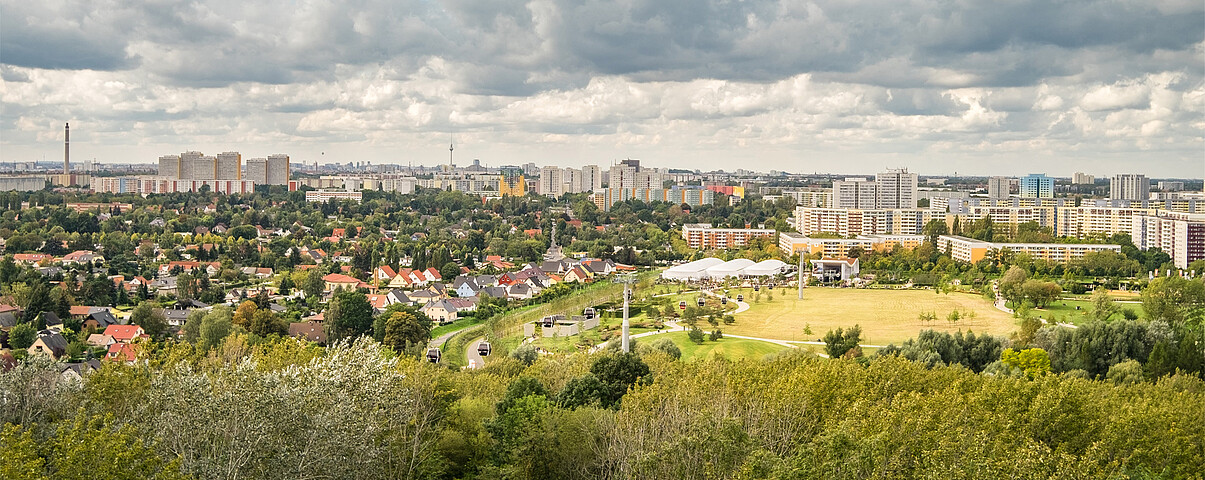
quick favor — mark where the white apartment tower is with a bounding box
[988,176,1011,200]
[608,162,637,190]
[581,165,602,192]
[1073,172,1095,185]
[216,152,242,180]
[876,167,918,209]
[266,154,290,185]
[158,155,181,178]
[540,166,564,197]
[244,158,268,184]
[832,178,878,209]
[563,167,582,194]
[179,151,203,179]
[1111,174,1149,201]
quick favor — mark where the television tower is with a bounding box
[448,133,454,167]
[64,123,70,174]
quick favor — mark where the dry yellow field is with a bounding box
[721,287,1018,346]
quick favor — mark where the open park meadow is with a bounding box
[718,286,1018,346]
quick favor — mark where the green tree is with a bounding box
[687,326,705,345]
[510,343,538,365]
[198,306,233,351]
[998,266,1028,305]
[325,290,374,342]
[648,337,681,360]
[590,352,651,408]
[248,309,288,337]
[129,302,169,340]
[302,268,325,300]
[440,261,461,281]
[278,274,294,296]
[381,310,431,353]
[1106,359,1145,385]
[1000,347,1051,378]
[8,323,37,350]
[823,324,862,358]
[495,376,550,415]
[1141,276,1205,329]
[1090,288,1120,322]
[556,373,606,409]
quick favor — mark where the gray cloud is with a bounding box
[0,0,1201,176]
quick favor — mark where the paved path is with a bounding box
[465,336,486,368]
[702,290,749,314]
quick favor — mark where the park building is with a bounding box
[936,235,1120,264]
[681,223,776,249]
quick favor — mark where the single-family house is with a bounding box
[453,277,480,298]
[102,324,148,343]
[322,273,364,292]
[106,342,139,363]
[563,266,591,284]
[385,289,412,306]
[63,250,104,265]
[421,300,458,324]
[0,312,17,332]
[28,330,69,359]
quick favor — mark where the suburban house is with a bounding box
[0,312,17,332]
[28,330,69,359]
[385,289,413,306]
[446,297,478,314]
[13,253,53,265]
[421,300,458,324]
[107,343,139,363]
[373,266,397,284]
[41,312,63,331]
[322,273,365,292]
[563,266,592,284]
[62,250,105,265]
[87,333,117,348]
[453,277,481,297]
[102,324,149,343]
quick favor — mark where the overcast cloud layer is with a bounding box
[2,0,1202,177]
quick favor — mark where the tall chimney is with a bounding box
[64,123,70,174]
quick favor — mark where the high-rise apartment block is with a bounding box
[540,166,564,197]
[266,154,290,185]
[158,155,181,178]
[1111,174,1149,201]
[1132,211,1205,269]
[987,176,1011,200]
[875,168,918,209]
[832,178,877,209]
[216,152,242,180]
[245,158,268,184]
[581,165,602,192]
[1073,172,1095,185]
[1019,174,1054,198]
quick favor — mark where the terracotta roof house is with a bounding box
[322,273,365,292]
[102,325,148,343]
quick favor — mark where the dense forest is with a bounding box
[1,338,1201,479]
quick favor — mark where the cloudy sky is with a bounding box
[2,0,1202,177]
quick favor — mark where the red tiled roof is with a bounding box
[322,273,360,284]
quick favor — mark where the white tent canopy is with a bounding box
[706,259,756,278]
[743,259,787,277]
[661,257,725,281]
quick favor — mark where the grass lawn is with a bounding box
[430,317,483,339]
[721,286,1017,346]
[657,331,790,362]
[1033,298,1145,324]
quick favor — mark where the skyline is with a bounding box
[1,1,1203,177]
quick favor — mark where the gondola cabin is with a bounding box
[477,341,492,357]
[679,301,687,310]
[426,348,441,363]
[754,285,760,292]
[583,307,596,320]
[721,297,728,305]
[697,297,706,307]
[737,294,744,302]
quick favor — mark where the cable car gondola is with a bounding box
[697,297,706,307]
[477,341,492,357]
[721,297,728,305]
[583,307,596,320]
[679,301,687,310]
[736,294,744,302]
[426,348,442,363]
[754,285,760,292]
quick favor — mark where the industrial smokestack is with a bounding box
[64,123,70,174]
